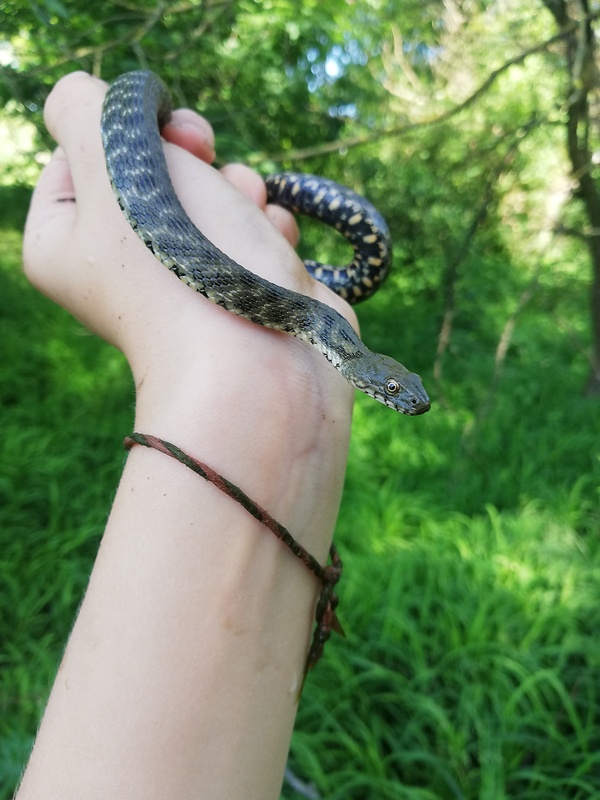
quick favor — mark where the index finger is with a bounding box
[162,108,216,164]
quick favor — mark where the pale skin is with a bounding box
[17,72,357,800]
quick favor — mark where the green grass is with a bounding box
[291,500,600,799]
[1,184,599,799]
[0,187,135,795]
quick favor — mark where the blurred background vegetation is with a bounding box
[1,0,599,798]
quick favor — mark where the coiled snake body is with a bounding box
[101,71,430,415]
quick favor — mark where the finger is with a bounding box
[219,163,268,207]
[23,148,77,293]
[162,109,216,164]
[219,163,300,247]
[31,146,75,203]
[264,203,300,248]
[42,72,111,212]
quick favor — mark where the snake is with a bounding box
[101,71,430,415]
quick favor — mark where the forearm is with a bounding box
[18,70,355,800]
[17,357,351,800]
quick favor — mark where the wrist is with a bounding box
[127,312,354,560]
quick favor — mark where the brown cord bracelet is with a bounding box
[124,432,344,691]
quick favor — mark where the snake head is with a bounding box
[352,354,431,415]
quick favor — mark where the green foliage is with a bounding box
[0,188,134,797]
[292,490,600,799]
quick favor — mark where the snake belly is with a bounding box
[101,70,430,415]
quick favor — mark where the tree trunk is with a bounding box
[544,0,600,392]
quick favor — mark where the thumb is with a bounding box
[21,72,161,346]
[22,71,124,326]
[41,72,112,223]
[22,147,80,306]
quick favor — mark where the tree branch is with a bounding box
[249,9,600,166]
[432,118,545,405]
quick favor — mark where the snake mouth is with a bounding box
[386,387,431,415]
[407,395,431,415]
[376,389,431,415]
[405,384,431,415]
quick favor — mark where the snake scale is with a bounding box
[101,71,430,415]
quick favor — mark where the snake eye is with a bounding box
[385,378,401,396]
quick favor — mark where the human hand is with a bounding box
[19,71,357,800]
[22,71,355,556]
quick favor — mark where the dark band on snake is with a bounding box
[101,70,430,415]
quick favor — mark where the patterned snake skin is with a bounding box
[101,71,430,415]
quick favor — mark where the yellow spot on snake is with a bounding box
[328,198,341,212]
[348,213,362,225]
